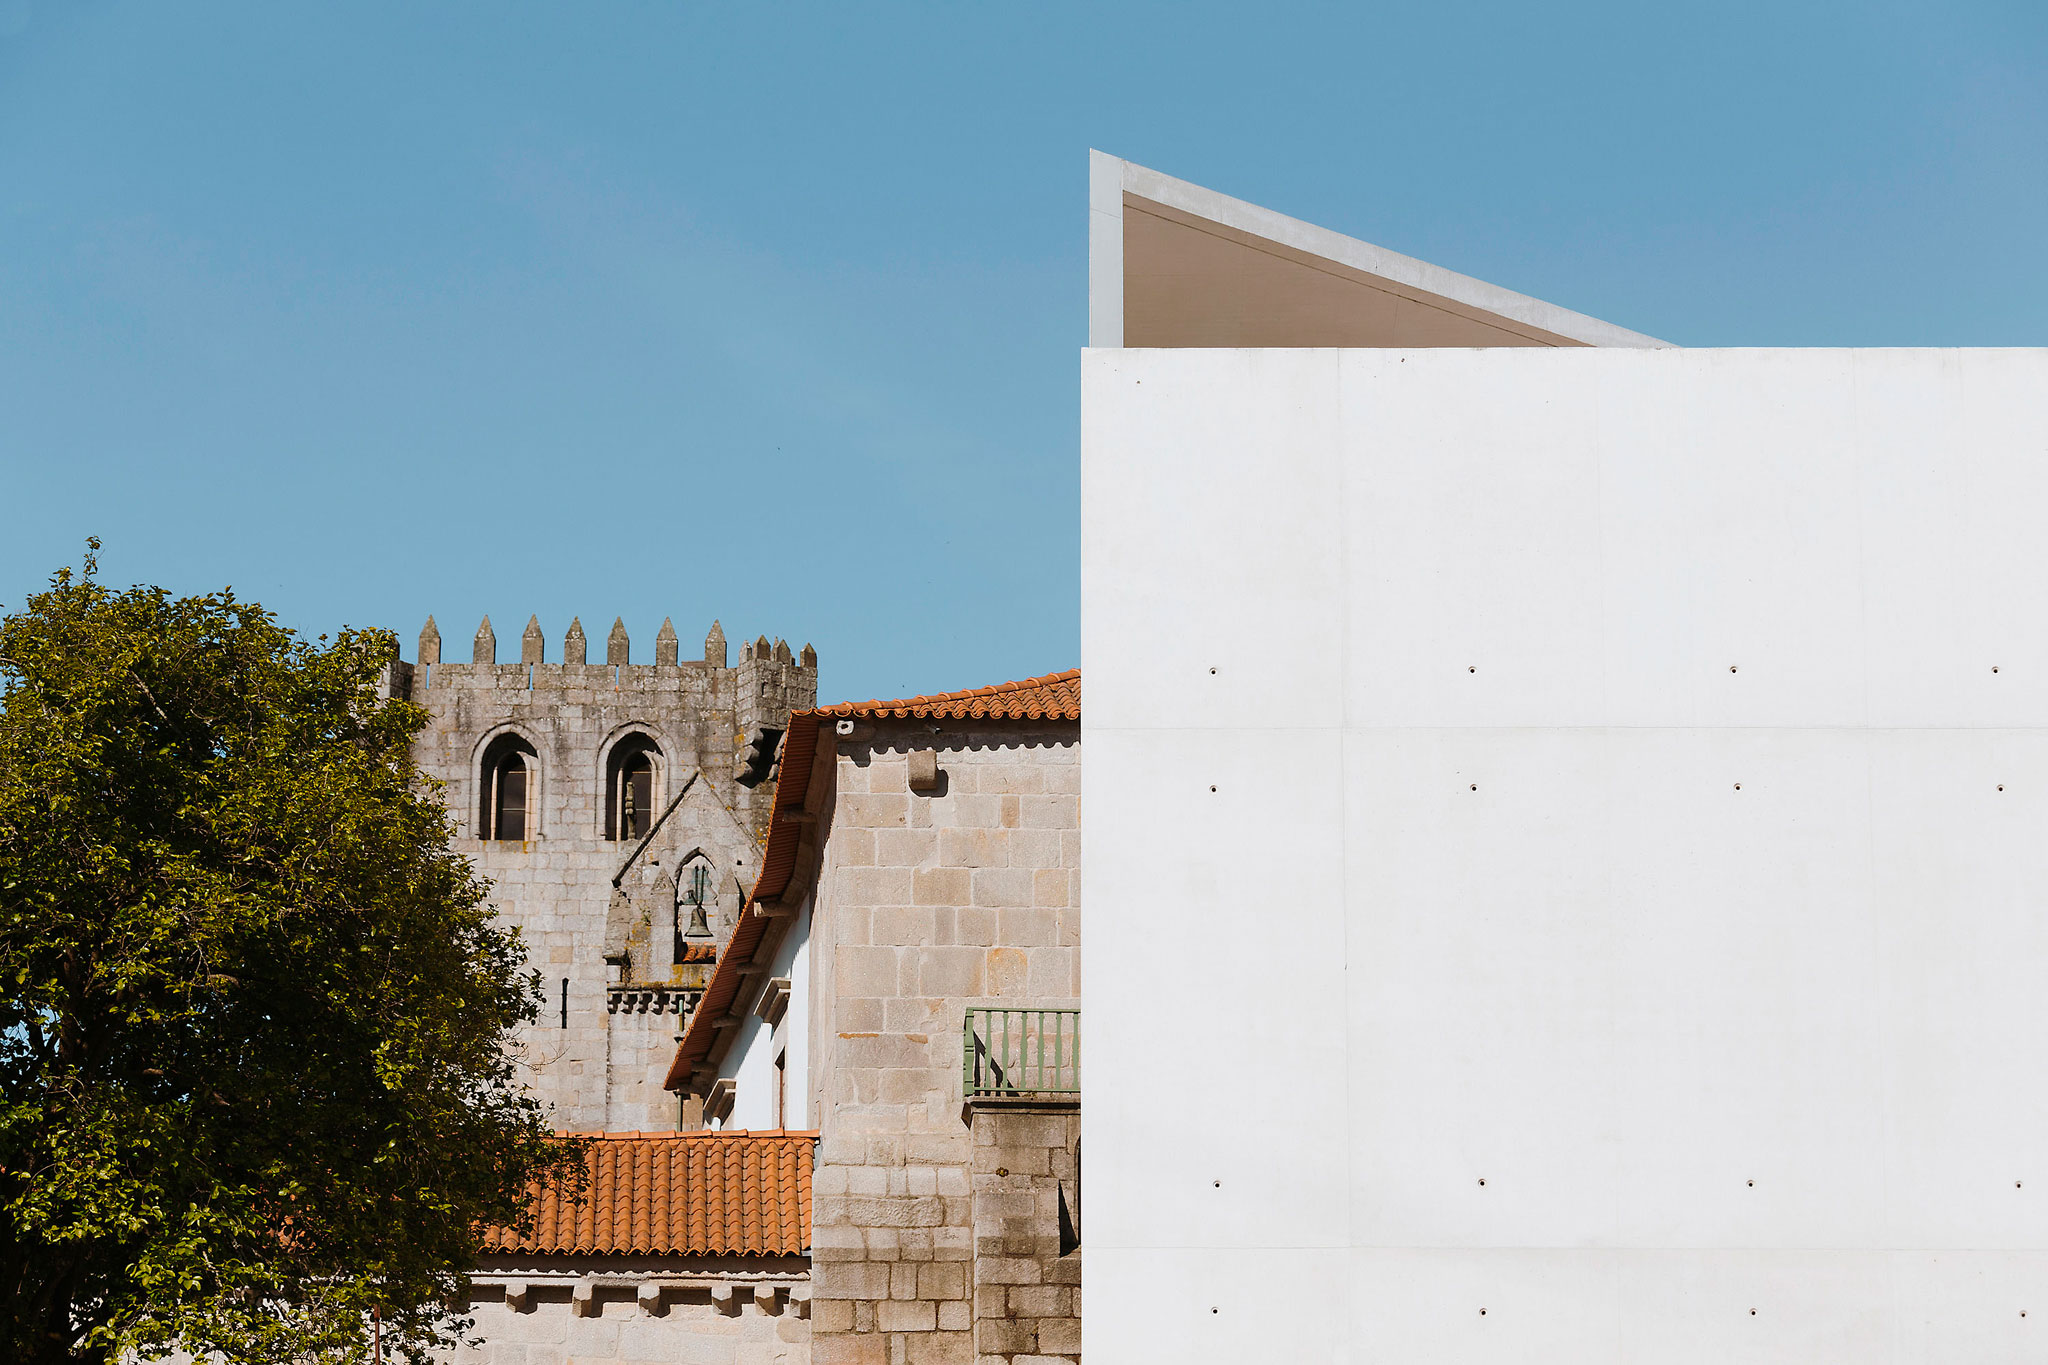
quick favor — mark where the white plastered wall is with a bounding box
[712,902,811,1132]
[1082,346,2048,1362]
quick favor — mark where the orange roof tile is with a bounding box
[664,670,1079,1094]
[814,668,1080,722]
[484,1131,813,1258]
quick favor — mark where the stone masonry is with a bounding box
[968,1103,1081,1363]
[386,615,816,1132]
[804,717,1081,1365]
[456,1260,811,1365]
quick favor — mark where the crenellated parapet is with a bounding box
[402,615,817,841]
[410,616,815,687]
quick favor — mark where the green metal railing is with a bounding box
[962,1007,1080,1099]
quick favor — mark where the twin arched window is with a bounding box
[605,734,661,842]
[479,733,537,841]
[477,730,666,841]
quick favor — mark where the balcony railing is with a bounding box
[962,1007,1079,1100]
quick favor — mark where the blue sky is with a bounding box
[2,2,2042,704]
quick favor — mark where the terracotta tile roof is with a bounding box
[814,668,1080,722]
[679,942,718,964]
[664,670,1078,1094]
[484,1131,814,1258]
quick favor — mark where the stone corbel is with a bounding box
[754,977,791,1026]
[704,1077,737,1125]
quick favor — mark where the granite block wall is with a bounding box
[969,1104,1081,1365]
[454,1260,811,1365]
[806,721,1081,1365]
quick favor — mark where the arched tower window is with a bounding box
[479,733,538,841]
[605,733,662,841]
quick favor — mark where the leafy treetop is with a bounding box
[0,546,578,1364]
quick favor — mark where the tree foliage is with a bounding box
[0,548,577,1363]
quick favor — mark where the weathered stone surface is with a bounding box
[808,720,1080,1365]
[457,1263,808,1365]
[406,626,816,1132]
[406,620,817,1365]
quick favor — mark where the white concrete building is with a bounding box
[1082,152,2048,1361]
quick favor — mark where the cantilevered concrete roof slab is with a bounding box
[1090,151,1670,349]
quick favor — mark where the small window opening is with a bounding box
[479,733,538,840]
[605,734,661,841]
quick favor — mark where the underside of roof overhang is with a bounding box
[1089,151,1670,350]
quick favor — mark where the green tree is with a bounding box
[0,548,577,1364]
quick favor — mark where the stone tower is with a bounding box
[378,616,817,1132]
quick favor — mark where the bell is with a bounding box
[685,902,711,938]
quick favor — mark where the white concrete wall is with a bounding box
[1082,346,2048,1362]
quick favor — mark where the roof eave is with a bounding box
[1089,150,1673,351]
